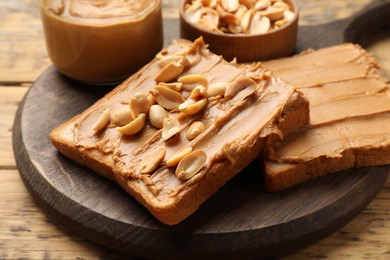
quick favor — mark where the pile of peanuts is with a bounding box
[184,0,296,35]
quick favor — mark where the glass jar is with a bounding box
[40,0,163,85]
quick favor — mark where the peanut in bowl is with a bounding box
[179,0,299,62]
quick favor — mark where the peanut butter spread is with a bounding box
[44,0,157,23]
[264,43,390,163]
[72,38,297,202]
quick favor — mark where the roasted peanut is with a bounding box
[176,149,207,180]
[254,0,271,10]
[158,82,183,92]
[178,74,209,92]
[249,12,271,34]
[240,9,254,33]
[147,93,156,106]
[186,121,206,140]
[225,77,256,98]
[185,0,203,23]
[234,4,248,23]
[92,108,111,131]
[190,85,208,100]
[158,55,190,69]
[117,113,146,136]
[150,85,185,110]
[273,1,290,11]
[283,9,295,21]
[240,0,257,9]
[129,92,149,119]
[221,0,240,13]
[260,6,284,21]
[166,147,193,167]
[207,82,229,97]
[216,3,236,24]
[198,7,220,31]
[162,115,181,140]
[149,104,168,129]
[178,98,208,115]
[111,106,133,126]
[155,61,184,83]
[139,146,166,174]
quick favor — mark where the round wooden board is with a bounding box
[13,1,390,259]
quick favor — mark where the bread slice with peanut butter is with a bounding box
[50,37,309,225]
[262,43,390,192]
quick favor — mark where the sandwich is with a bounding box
[262,43,390,192]
[50,38,309,224]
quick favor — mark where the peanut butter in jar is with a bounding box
[40,0,163,85]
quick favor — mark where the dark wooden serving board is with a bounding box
[13,1,390,259]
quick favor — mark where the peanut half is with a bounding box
[254,0,271,10]
[199,7,220,32]
[190,85,208,100]
[158,55,190,69]
[216,3,236,24]
[240,9,254,33]
[147,93,156,107]
[249,12,270,35]
[178,98,208,116]
[158,82,183,92]
[186,121,206,140]
[162,115,181,140]
[260,5,284,21]
[117,113,146,136]
[178,74,209,92]
[150,85,185,110]
[225,77,256,99]
[221,0,240,13]
[207,82,229,97]
[185,0,203,23]
[139,146,166,174]
[111,106,133,126]
[149,104,168,129]
[155,61,184,83]
[166,146,193,167]
[92,108,111,131]
[240,0,256,9]
[129,92,149,119]
[201,0,218,8]
[176,149,207,180]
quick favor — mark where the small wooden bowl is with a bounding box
[180,0,299,62]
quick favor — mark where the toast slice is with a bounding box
[262,43,390,192]
[50,38,309,225]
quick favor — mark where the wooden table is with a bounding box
[1,0,389,259]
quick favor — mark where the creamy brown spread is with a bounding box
[71,39,296,202]
[271,112,390,162]
[40,0,162,84]
[264,44,379,88]
[264,43,390,163]
[45,0,157,23]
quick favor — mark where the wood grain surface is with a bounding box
[1,0,390,259]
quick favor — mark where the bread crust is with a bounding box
[264,145,390,192]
